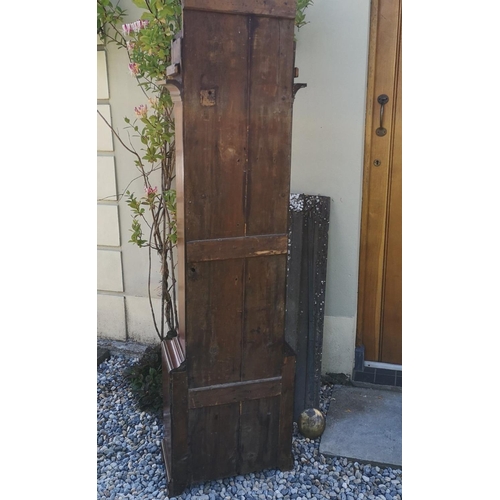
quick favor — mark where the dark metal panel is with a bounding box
[285,194,331,421]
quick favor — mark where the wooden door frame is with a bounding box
[356,0,402,361]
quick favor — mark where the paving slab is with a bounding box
[319,385,402,468]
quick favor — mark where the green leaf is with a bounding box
[132,0,148,9]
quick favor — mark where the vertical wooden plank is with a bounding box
[246,16,295,236]
[182,10,249,241]
[189,403,240,483]
[278,343,295,470]
[166,83,187,352]
[380,32,402,364]
[186,259,244,388]
[242,255,286,381]
[239,396,280,474]
[169,367,189,496]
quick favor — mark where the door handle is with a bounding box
[376,94,389,137]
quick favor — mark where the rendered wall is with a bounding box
[291,0,371,374]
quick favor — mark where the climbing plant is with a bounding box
[296,0,314,30]
[97,0,181,342]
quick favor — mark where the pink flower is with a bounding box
[123,20,148,36]
[126,40,135,51]
[134,104,148,118]
[128,62,140,76]
[136,19,149,31]
[145,186,157,196]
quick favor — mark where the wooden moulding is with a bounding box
[161,339,189,496]
[278,342,296,470]
[163,80,186,353]
[186,234,288,263]
[161,337,185,372]
[188,376,282,409]
[182,0,296,19]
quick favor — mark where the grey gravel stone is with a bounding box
[98,356,402,500]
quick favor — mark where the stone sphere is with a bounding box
[298,408,326,439]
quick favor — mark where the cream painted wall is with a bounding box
[97,0,162,344]
[291,0,371,374]
[97,0,372,373]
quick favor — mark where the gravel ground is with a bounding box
[98,356,402,500]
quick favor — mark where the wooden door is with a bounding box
[357,0,402,364]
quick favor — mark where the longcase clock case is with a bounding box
[161,1,300,494]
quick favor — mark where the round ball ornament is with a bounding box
[298,408,326,439]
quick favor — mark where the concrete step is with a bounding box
[319,385,402,468]
[97,339,151,359]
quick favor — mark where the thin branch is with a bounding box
[97,110,143,164]
[147,229,162,341]
[165,207,179,330]
[117,173,151,202]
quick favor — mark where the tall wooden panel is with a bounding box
[162,1,298,495]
